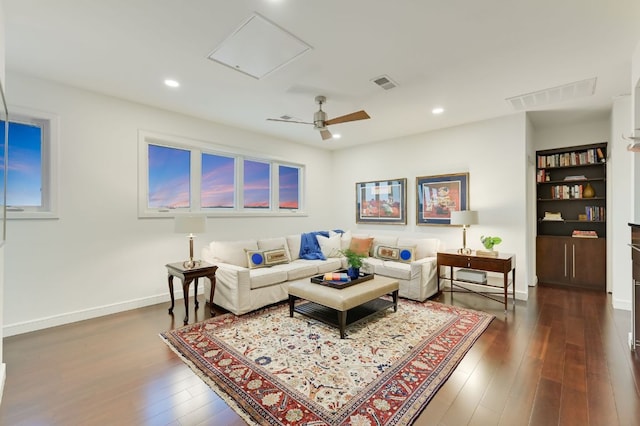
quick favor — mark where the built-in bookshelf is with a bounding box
[535,142,607,291]
[536,142,607,239]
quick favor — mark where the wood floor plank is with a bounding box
[528,377,561,425]
[1,287,639,425]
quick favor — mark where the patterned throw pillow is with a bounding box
[375,245,415,263]
[245,247,290,269]
[349,237,374,256]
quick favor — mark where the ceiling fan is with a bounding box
[267,95,370,140]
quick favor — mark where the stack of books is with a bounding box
[542,211,563,221]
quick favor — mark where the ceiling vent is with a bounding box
[506,77,597,110]
[371,75,398,90]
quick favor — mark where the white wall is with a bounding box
[0,0,6,402]
[331,114,531,300]
[610,95,633,310]
[531,119,610,151]
[632,41,640,221]
[3,72,336,335]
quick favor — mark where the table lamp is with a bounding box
[450,210,478,255]
[174,215,206,269]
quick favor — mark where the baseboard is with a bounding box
[3,287,205,337]
[0,363,6,404]
[612,297,632,311]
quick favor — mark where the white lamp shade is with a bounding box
[450,210,478,226]
[174,215,206,234]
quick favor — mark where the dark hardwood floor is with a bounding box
[1,285,639,425]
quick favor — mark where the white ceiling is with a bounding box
[4,0,640,149]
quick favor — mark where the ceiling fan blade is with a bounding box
[319,129,333,140]
[325,110,370,126]
[266,118,314,125]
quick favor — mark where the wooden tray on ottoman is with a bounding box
[310,270,374,289]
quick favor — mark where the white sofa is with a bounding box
[201,231,442,315]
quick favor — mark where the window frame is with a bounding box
[6,106,59,220]
[138,130,305,218]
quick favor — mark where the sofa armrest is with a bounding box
[413,256,437,291]
[204,261,252,315]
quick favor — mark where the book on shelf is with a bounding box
[564,175,587,181]
[584,205,605,221]
[550,184,584,199]
[572,230,598,238]
[537,147,604,168]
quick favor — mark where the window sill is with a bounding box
[7,211,59,220]
[138,210,308,219]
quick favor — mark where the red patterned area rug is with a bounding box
[160,299,494,425]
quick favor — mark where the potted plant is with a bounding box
[339,248,366,279]
[480,235,502,251]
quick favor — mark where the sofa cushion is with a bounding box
[349,237,374,256]
[258,237,292,261]
[298,258,343,274]
[374,261,412,280]
[210,239,258,268]
[374,245,416,263]
[246,247,290,269]
[316,233,341,258]
[286,234,302,260]
[271,261,318,280]
[370,235,399,256]
[249,268,288,290]
[397,238,439,259]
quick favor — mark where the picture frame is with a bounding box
[416,172,469,225]
[355,178,407,224]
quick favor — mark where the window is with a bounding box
[243,159,270,209]
[201,153,234,209]
[147,145,190,209]
[279,165,299,209]
[138,131,304,217]
[5,107,58,219]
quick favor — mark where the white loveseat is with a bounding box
[201,231,442,315]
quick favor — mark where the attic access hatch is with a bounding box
[207,13,312,79]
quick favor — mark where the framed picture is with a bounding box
[416,172,469,225]
[356,178,407,224]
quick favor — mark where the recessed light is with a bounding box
[164,79,180,88]
[332,134,341,139]
[432,107,444,115]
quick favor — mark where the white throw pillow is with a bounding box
[330,230,352,250]
[316,234,342,258]
[210,239,259,268]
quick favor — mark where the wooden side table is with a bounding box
[166,261,218,324]
[437,250,515,311]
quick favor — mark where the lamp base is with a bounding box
[457,247,472,255]
[182,259,201,269]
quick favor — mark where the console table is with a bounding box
[437,250,515,311]
[166,261,218,324]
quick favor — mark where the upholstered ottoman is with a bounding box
[288,275,399,338]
